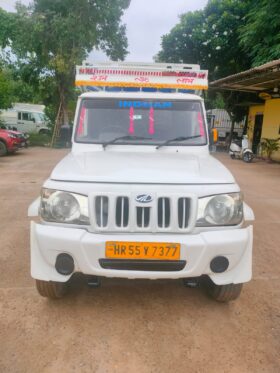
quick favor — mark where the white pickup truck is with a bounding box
[28,63,254,302]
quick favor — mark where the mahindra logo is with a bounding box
[135,194,153,203]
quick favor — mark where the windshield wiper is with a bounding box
[156,135,202,149]
[102,135,152,149]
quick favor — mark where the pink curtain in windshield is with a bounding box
[149,107,155,135]
[197,111,205,137]
[129,107,134,134]
[78,106,86,135]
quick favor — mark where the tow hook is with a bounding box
[87,276,101,288]
[183,278,199,288]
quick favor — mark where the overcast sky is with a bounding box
[0,0,208,62]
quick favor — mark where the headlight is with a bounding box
[8,133,17,139]
[196,193,243,226]
[40,188,90,225]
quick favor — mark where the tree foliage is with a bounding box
[0,67,14,109]
[239,0,280,66]
[4,0,130,124]
[0,8,16,49]
[156,0,252,81]
[0,61,37,109]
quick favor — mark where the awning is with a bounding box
[210,59,280,94]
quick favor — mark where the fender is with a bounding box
[243,202,254,221]
[28,197,40,217]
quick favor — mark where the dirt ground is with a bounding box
[0,147,280,373]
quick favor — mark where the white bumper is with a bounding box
[30,222,253,285]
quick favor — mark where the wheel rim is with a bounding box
[243,153,252,162]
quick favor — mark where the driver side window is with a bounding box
[22,112,30,121]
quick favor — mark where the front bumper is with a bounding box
[8,143,20,153]
[30,222,253,285]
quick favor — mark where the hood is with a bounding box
[50,151,235,185]
[0,129,20,136]
[9,130,22,135]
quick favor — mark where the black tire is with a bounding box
[230,153,235,159]
[0,141,7,156]
[203,277,243,302]
[36,279,68,299]
[243,152,253,163]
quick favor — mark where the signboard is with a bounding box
[75,63,208,90]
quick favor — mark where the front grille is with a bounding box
[116,197,129,227]
[92,194,192,232]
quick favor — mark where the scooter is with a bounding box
[229,135,254,163]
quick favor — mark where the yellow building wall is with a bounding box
[248,99,280,161]
[262,98,280,161]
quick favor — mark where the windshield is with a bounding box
[33,112,45,122]
[75,98,207,146]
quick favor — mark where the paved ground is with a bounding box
[0,147,280,373]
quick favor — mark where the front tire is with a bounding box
[243,152,253,163]
[230,153,235,159]
[36,279,68,299]
[203,277,243,302]
[0,141,7,156]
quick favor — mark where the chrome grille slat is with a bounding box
[182,198,185,226]
[116,197,129,227]
[100,196,103,227]
[95,196,109,228]
[121,197,124,226]
[158,197,170,228]
[162,198,165,227]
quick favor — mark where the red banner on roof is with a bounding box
[75,63,208,90]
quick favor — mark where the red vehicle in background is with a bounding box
[0,128,28,156]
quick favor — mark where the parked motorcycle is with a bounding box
[229,135,254,163]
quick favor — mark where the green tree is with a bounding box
[156,0,252,80]
[240,0,280,66]
[0,67,14,109]
[0,8,16,49]
[156,0,257,146]
[10,0,130,124]
[156,11,205,65]
[0,9,15,109]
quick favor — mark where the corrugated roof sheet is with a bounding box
[210,59,280,93]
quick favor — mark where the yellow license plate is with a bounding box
[105,241,180,260]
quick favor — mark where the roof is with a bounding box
[210,59,280,93]
[79,91,203,101]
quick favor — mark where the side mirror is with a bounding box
[211,128,218,144]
